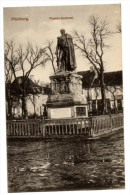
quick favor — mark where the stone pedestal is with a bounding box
[46,72,88,119]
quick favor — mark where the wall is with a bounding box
[12,94,48,118]
[83,85,123,113]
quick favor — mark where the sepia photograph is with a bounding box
[3,4,124,193]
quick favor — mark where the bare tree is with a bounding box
[27,79,42,118]
[4,41,21,82]
[5,41,48,119]
[105,86,117,113]
[74,16,111,114]
[18,43,48,119]
[5,62,13,84]
[45,41,56,74]
[4,41,22,118]
[27,94,39,118]
[5,61,14,118]
[93,87,99,115]
[105,85,123,113]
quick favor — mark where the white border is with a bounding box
[0,1,130,195]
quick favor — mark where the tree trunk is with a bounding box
[99,72,106,115]
[34,104,36,118]
[22,89,28,119]
[32,95,36,118]
[8,99,12,119]
[7,84,12,119]
[114,97,117,113]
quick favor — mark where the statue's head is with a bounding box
[60,29,65,35]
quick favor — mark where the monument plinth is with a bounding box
[46,72,88,119]
[46,29,88,119]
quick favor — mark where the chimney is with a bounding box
[90,66,94,72]
[30,75,34,82]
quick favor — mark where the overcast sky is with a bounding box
[4,4,122,83]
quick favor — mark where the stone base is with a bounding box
[46,71,88,119]
[47,105,88,119]
[46,72,87,106]
[47,93,87,107]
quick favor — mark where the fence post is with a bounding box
[110,114,112,131]
[89,116,94,137]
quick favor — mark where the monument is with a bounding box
[46,29,88,119]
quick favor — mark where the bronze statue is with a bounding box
[55,29,76,72]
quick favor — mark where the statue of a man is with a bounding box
[55,29,76,72]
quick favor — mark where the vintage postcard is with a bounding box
[3,4,124,193]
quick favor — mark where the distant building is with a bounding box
[78,70,123,115]
[6,70,123,118]
[6,76,51,119]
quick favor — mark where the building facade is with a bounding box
[6,76,50,119]
[78,70,123,115]
[6,70,123,119]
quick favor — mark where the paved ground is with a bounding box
[7,133,125,192]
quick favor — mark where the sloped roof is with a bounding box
[10,76,51,96]
[78,70,122,88]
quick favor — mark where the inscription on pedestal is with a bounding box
[76,107,86,117]
[74,106,88,117]
[50,107,71,119]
